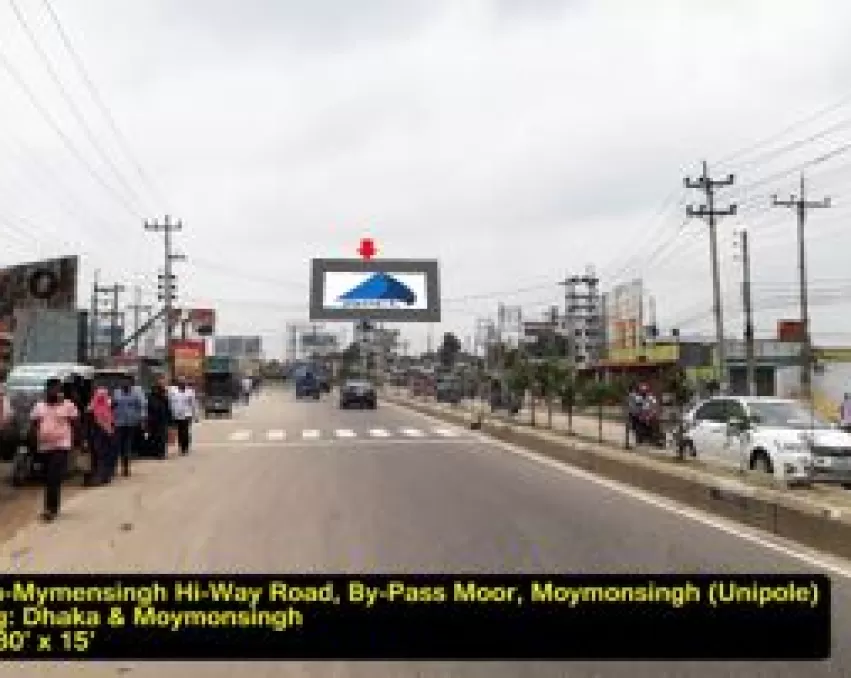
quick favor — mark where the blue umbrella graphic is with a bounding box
[337,273,416,305]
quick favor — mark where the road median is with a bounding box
[385,391,851,561]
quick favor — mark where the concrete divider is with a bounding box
[385,392,851,561]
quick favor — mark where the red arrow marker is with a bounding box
[357,238,377,260]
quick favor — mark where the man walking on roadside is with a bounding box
[169,377,198,455]
[111,377,145,478]
[29,378,79,522]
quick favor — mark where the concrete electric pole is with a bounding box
[772,174,830,402]
[89,269,99,360]
[685,161,738,394]
[93,283,125,357]
[734,228,756,396]
[145,215,186,380]
[127,286,153,356]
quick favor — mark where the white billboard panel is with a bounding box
[321,272,428,311]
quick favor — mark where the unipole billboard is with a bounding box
[309,252,440,322]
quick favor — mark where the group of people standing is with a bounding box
[29,375,199,522]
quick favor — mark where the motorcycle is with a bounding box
[634,405,666,448]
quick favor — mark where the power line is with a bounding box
[7,0,148,213]
[713,91,851,167]
[0,40,140,218]
[39,0,170,208]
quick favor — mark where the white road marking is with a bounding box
[400,428,424,437]
[381,399,851,579]
[369,429,391,437]
[335,429,356,438]
[433,428,460,437]
[302,429,320,439]
[266,429,286,441]
[228,430,251,442]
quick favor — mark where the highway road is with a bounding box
[0,384,848,677]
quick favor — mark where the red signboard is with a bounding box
[777,320,804,343]
[171,340,205,387]
[189,308,215,336]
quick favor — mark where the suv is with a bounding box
[681,396,851,486]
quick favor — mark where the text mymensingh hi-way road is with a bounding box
[0,387,843,676]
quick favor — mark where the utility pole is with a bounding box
[685,161,737,394]
[109,284,124,356]
[89,269,99,361]
[735,229,756,396]
[127,286,152,356]
[772,173,830,402]
[145,215,186,381]
[93,283,124,357]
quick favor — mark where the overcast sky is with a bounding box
[0,0,850,357]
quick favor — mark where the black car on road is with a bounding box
[339,379,377,409]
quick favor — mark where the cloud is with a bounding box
[0,0,850,352]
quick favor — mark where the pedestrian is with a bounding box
[146,376,171,459]
[85,387,114,485]
[111,377,145,478]
[168,377,199,455]
[840,394,851,433]
[241,375,252,404]
[29,377,79,522]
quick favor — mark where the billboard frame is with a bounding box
[309,258,440,322]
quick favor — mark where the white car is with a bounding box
[681,396,851,485]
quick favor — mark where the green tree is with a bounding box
[438,332,462,368]
[535,359,568,428]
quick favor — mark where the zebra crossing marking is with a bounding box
[369,429,391,437]
[400,428,424,437]
[302,429,320,439]
[335,429,356,438]
[434,428,459,437]
[229,430,251,442]
[267,429,286,441]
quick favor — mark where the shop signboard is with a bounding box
[171,340,205,386]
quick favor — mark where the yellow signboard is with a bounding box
[606,344,679,363]
[814,348,851,363]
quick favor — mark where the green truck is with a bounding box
[203,356,237,417]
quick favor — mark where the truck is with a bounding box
[202,356,237,417]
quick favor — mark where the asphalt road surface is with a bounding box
[0,384,848,677]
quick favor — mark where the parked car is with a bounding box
[339,379,377,409]
[681,396,851,486]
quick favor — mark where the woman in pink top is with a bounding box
[29,377,79,521]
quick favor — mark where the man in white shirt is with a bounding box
[168,378,199,455]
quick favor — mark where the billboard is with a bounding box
[171,340,205,386]
[309,259,440,322]
[189,308,215,336]
[214,335,263,358]
[777,320,805,343]
[12,309,84,365]
[0,255,78,333]
[606,279,643,350]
